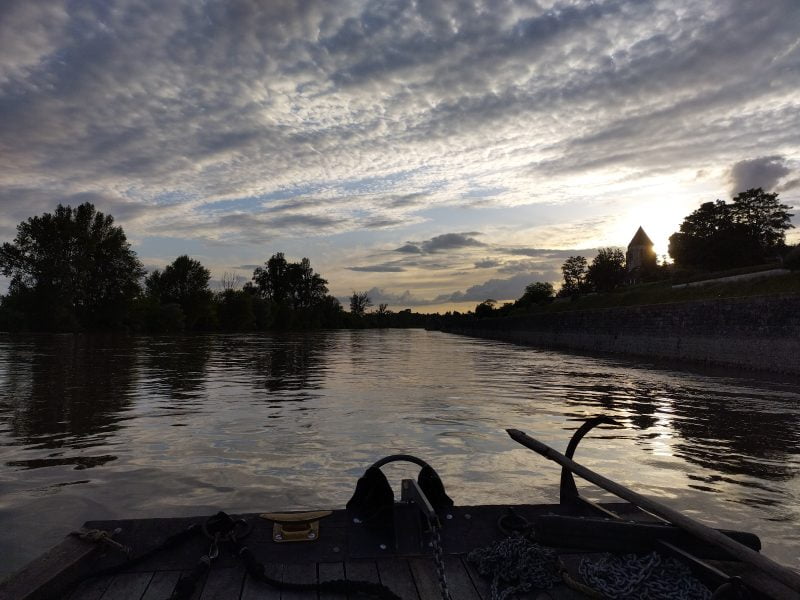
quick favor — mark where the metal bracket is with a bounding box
[260,510,332,543]
[560,415,622,504]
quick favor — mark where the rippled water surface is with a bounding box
[1,330,799,576]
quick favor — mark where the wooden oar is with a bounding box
[506,428,800,593]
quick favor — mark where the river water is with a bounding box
[0,330,798,577]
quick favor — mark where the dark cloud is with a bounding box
[395,243,422,254]
[500,247,596,259]
[729,156,791,196]
[347,263,405,272]
[474,258,501,269]
[421,233,485,253]
[435,271,558,303]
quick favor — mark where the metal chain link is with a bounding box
[578,551,712,600]
[467,532,561,600]
[430,520,452,600]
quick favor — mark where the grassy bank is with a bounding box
[536,271,800,314]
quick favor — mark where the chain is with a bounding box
[578,551,712,600]
[467,532,561,600]
[429,519,452,600]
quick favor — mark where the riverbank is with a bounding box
[433,293,800,375]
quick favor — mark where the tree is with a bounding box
[559,256,588,296]
[475,298,496,318]
[252,254,329,309]
[350,291,372,316]
[669,189,793,270]
[145,255,214,329]
[0,202,144,330]
[586,248,626,292]
[517,281,554,307]
[730,188,793,254]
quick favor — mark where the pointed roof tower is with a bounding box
[628,226,654,248]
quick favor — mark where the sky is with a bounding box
[1,0,798,312]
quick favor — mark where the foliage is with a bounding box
[475,298,496,318]
[0,202,143,330]
[516,282,554,308]
[669,189,793,270]
[216,289,256,331]
[145,255,215,330]
[784,244,800,271]
[349,291,372,316]
[559,256,588,296]
[252,253,329,310]
[586,248,627,292]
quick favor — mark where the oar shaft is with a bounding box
[506,428,800,593]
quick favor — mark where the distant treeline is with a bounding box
[0,203,428,333]
[437,187,798,324]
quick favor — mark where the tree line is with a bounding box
[466,188,797,320]
[0,203,427,332]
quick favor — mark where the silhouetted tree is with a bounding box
[729,188,793,254]
[350,291,372,316]
[586,248,627,292]
[475,298,496,318]
[145,255,215,329]
[252,254,329,310]
[0,202,143,330]
[559,256,588,296]
[516,281,554,307]
[669,189,793,270]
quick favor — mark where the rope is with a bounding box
[70,527,132,557]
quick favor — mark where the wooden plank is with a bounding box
[281,563,317,600]
[442,557,480,600]
[99,572,153,600]
[240,563,282,600]
[0,536,100,600]
[376,559,420,600]
[199,567,246,600]
[461,557,490,600]
[408,558,442,600]
[141,571,183,600]
[318,563,346,600]
[68,575,115,600]
[345,561,379,599]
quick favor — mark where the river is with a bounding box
[0,330,798,578]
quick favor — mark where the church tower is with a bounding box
[626,227,657,273]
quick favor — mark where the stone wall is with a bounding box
[438,294,800,375]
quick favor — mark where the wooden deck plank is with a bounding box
[98,572,153,600]
[408,558,443,600]
[141,571,183,600]
[68,575,115,600]
[241,563,282,600]
[345,561,379,599]
[376,559,420,600]
[442,557,481,600]
[318,563,346,600]
[461,557,490,600]
[281,563,317,600]
[199,567,246,600]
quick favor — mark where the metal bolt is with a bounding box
[307,532,316,539]
[446,514,453,520]
[274,534,283,541]
[333,546,341,553]
[353,517,362,524]
[379,544,387,550]
[464,513,471,520]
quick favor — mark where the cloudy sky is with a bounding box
[1,0,798,311]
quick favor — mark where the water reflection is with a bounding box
[0,330,798,576]
[0,335,135,456]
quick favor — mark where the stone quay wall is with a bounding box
[438,294,800,375]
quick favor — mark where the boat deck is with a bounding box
[66,555,586,600]
[7,504,624,600]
